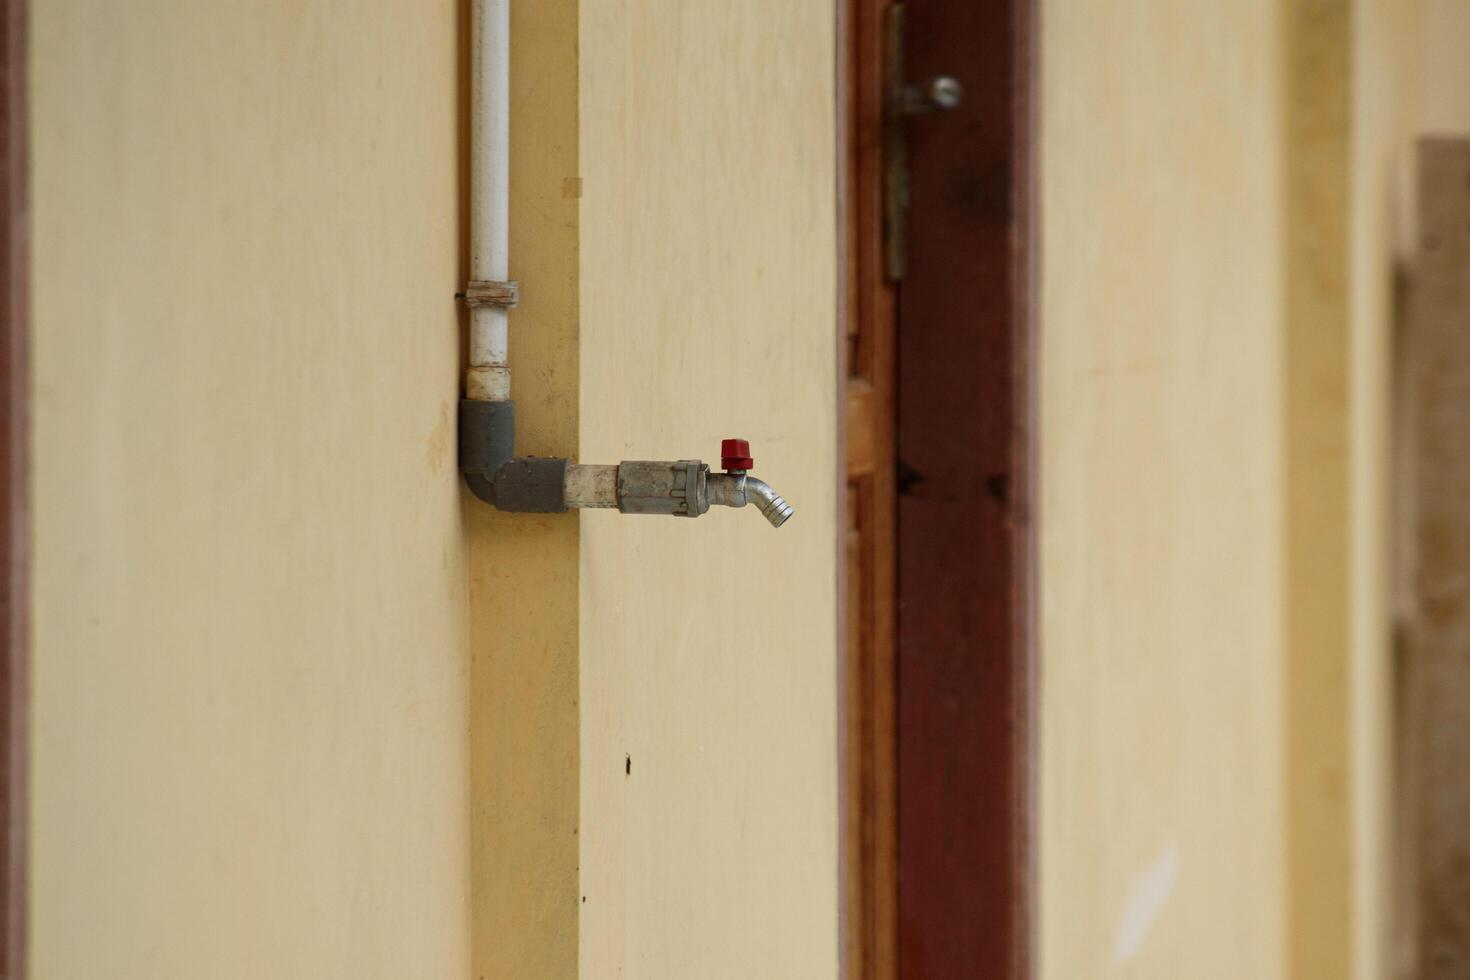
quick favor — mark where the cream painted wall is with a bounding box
[577,3,839,978]
[1038,3,1287,978]
[30,3,838,978]
[29,3,470,978]
[47,3,1446,978]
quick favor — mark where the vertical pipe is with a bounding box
[468,0,510,402]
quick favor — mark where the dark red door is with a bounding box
[896,0,1034,975]
[842,1,1035,976]
[1,1,28,975]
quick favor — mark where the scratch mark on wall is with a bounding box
[425,401,451,475]
[1112,842,1180,964]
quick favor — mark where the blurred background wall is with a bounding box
[1039,3,1287,976]
[1040,2,1470,978]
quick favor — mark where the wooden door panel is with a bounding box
[896,0,1034,975]
[1,0,27,974]
[842,1,1032,976]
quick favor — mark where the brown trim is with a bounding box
[1402,138,1470,979]
[839,0,1036,975]
[0,0,27,975]
[841,0,899,976]
[894,0,1036,975]
[1012,0,1038,970]
[835,0,853,974]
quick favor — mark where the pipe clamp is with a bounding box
[462,280,520,309]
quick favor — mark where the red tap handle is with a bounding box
[721,438,753,471]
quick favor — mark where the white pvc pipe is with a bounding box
[467,0,510,402]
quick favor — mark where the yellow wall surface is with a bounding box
[576,2,840,978]
[467,2,581,978]
[30,3,838,978]
[1038,3,1287,977]
[28,3,471,978]
[49,2,1448,977]
[1347,3,1417,977]
[1283,2,1353,976]
[1282,4,1410,976]
[1286,1,1470,974]
[1040,3,1470,977]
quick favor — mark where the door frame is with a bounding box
[837,0,1037,975]
[1,0,28,974]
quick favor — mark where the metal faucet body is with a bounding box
[597,462,793,527]
[497,459,792,528]
[709,472,795,527]
[459,403,791,527]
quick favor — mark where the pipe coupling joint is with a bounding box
[617,460,710,518]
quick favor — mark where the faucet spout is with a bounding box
[708,473,795,528]
[742,477,795,528]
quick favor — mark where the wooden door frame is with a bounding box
[838,0,899,976]
[1,0,27,975]
[838,0,1036,975]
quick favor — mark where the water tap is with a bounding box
[458,411,794,529]
[564,438,793,527]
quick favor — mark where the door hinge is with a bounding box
[883,2,963,281]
